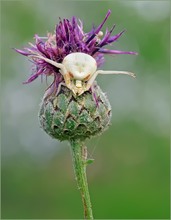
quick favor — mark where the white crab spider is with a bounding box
[30,52,135,96]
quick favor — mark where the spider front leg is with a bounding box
[28,54,73,91]
[85,69,136,91]
[59,70,73,91]
[97,70,136,78]
[85,71,100,92]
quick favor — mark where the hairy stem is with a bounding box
[70,139,93,219]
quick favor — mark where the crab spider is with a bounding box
[29,52,135,96]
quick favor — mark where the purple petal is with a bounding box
[107,30,125,44]
[94,53,105,67]
[86,9,111,44]
[13,48,31,56]
[23,74,39,84]
[99,48,138,55]
[23,68,44,84]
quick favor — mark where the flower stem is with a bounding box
[70,139,94,219]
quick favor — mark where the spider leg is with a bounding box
[29,54,74,91]
[97,70,136,78]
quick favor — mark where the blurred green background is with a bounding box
[1,0,170,219]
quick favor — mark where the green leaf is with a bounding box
[86,158,94,165]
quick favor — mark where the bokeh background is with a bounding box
[1,0,170,219]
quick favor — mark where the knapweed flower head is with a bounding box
[15,10,137,96]
[15,10,137,141]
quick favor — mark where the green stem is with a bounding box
[70,139,94,220]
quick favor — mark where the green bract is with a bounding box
[39,84,112,141]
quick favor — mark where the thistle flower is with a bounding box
[15,10,137,219]
[15,10,136,95]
